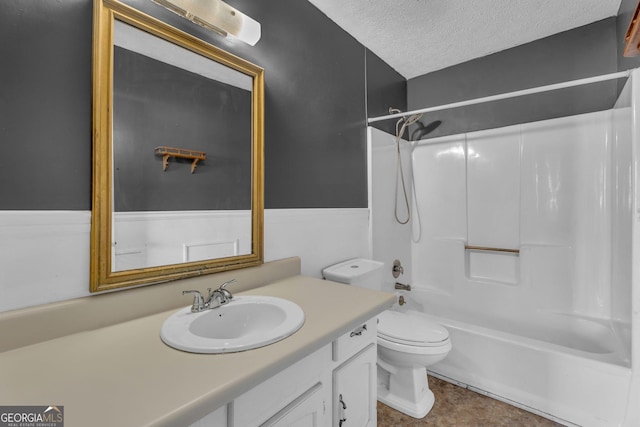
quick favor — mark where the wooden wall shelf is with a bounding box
[154,146,206,173]
[624,1,640,57]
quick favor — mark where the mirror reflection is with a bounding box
[91,0,264,292]
[112,21,253,271]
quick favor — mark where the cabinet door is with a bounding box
[333,344,377,427]
[261,382,327,427]
[234,345,331,427]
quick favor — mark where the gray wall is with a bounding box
[0,0,93,210]
[112,47,252,211]
[407,18,620,139]
[6,1,629,210]
[0,0,404,211]
[366,50,407,136]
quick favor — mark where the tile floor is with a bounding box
[377,376,565,426]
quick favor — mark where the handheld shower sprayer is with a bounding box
[390,108,422,224]
[389,108,423,140]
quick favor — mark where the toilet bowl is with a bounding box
[322,258,452,419]
[376,310,452,418]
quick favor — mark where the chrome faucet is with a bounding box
[206,279,237,309]
[183,279,238,312]
[183,290,207,312]
[394,282,411,291]
[218,279,236,301]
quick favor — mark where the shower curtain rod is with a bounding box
[367,70,631,124]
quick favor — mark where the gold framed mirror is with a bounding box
[91,0,264,292]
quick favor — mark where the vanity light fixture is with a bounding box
[151,0,261,46]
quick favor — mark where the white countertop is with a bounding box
[0,275,394,426]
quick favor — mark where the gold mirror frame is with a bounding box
[91,0,264,292]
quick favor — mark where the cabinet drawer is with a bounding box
[332,318,377,362]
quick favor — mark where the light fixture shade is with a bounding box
[151,0,261,46]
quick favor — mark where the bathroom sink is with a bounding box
[160,296,305,353]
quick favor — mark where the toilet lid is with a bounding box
[378,310,449,346]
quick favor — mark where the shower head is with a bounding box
[411,120,442,141]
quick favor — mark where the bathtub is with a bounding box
[396,289,633,427]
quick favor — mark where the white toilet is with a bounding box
[323,258,451,419]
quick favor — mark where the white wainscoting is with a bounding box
[0,208,370,312]
[113,211,252,271]
[264,208,370,278]
[0,211,92,312]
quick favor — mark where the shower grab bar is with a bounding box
[465,245,520,255]
[367,70,630,124]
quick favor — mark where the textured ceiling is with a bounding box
[307,0,623,79]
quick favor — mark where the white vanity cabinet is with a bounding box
[188,343,331,427]
[331,319,378,427]
[232,344,333,427]
[189,317,378,427]
[333,346,377,427]
[261,382,327,426]
[190,405,227,427]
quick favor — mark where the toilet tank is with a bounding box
[322,258,385,291]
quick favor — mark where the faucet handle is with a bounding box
[183,290,205,312]
[392,259,404,278]
[219,279,237,301]
[205,287,222,308]
[220,279,237,291]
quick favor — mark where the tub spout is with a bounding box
[395,282,411,291]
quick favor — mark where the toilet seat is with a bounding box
[377,310,449,347]
[378,334,452,356]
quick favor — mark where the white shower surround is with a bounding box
[368,70,640,426]
[410,112,617,322]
